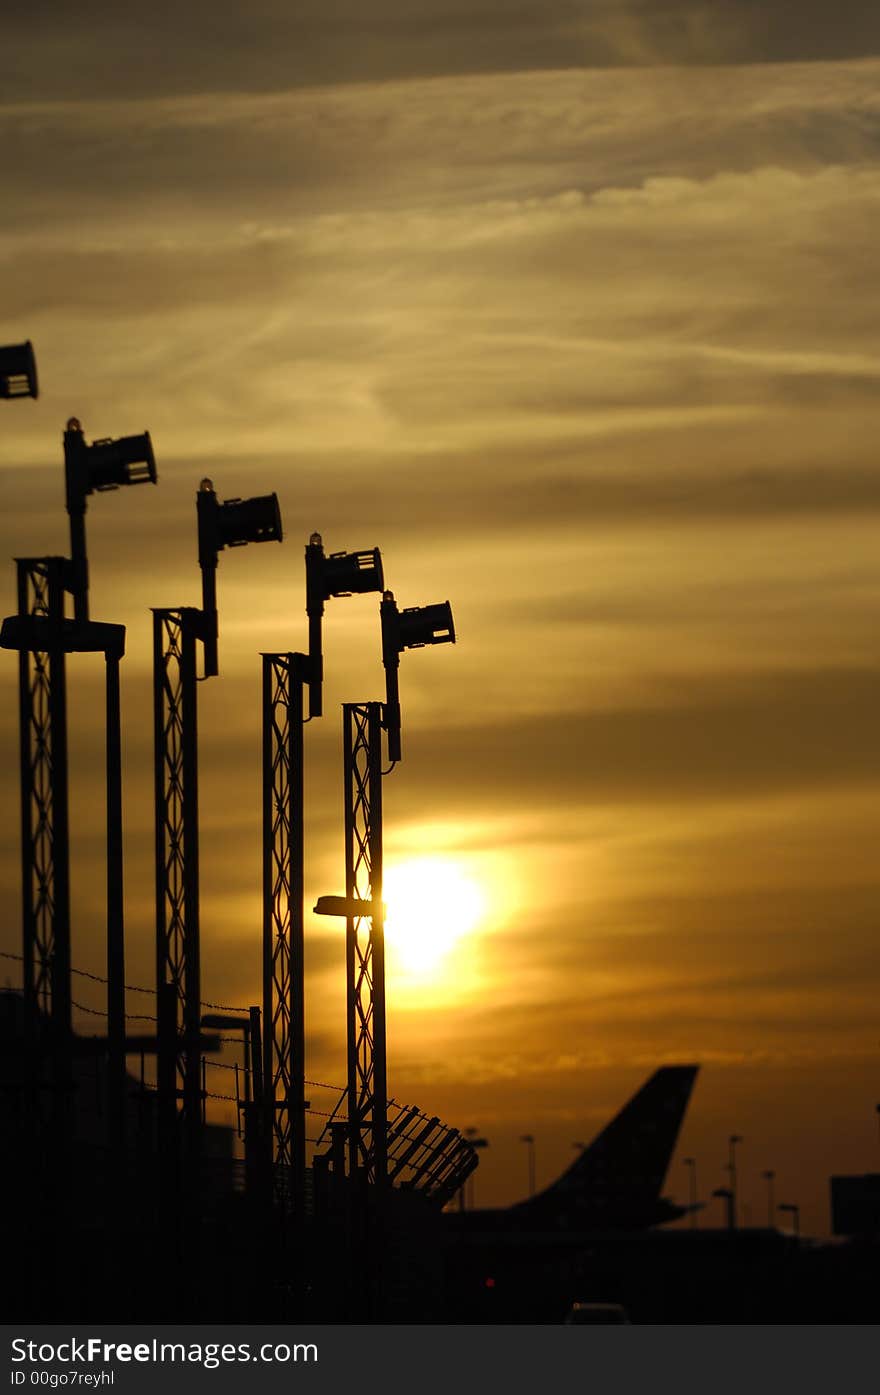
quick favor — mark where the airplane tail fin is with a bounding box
[511,1065,699,1228]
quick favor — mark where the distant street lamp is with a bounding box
[520,1133,536,1198]
[761,1169,776,1228]
[683,1156,698,1228]
[728,1134,743,1230]
[463,1127,489,1209]
[778,1202,800,1238]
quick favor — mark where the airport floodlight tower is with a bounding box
[262,534,383,1216]
[154,478,282,1176]
[380,592,454,763]
[315,594,455,1186]
[0,419,157,1170]
[0,340,38,399]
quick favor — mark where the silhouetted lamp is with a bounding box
[197,478,283,676]
[63,418,157,622]
[461,1127,489,1210]
[0,340,38,399]
[305,532,384,718]
[519,1132,536,1197]
[380,591,455,762]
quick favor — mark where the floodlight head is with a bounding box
[64,419,157,498]
[305,533,385,719]
[196,481,283,677]
[305,534,384,609]
[0,340,38,399]
[62,418,158,623]
[380,591,456,763]
[380,593,455,667]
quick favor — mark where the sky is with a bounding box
[2,1,880,1236]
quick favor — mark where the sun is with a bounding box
[382,855,485,977]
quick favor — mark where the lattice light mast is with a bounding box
[154,480,282,1175]
[262,536,383,1214]
[316,594,455,1185]
[1,421,156,1159]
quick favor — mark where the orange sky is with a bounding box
[3,3,880,1237]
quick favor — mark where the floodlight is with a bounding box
[305,532,384,718]
[196,479,283,677]
[63,419,157,621]
[0,340,38,399]
[380,591,455,763]
[64,419,156,498]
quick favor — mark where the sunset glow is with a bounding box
[383,856,485,977]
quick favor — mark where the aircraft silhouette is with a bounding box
[448,1065,700,1235]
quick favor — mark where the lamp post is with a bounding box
[520,1133,536,1198]
[62,419,157,1153]
[683,1156,698,1228]
[462,1128,488,1209]
[154,477,282,1215]
[761,1169,776,1228]
[262,535,383,1221]
[728,1134,743,1230]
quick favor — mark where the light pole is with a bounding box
[728,1134,743,1230]
[778,1202,800,1238]
[520,1134,536,1198]
[462,1128,488,1209]
[761,1169,776,1228]
[683,1156,698,1227]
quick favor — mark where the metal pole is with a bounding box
[68,507,88,625]
[47,563,72,1050]
[106,648,126,1167]
[17,563,35,1026]
[367,703,387,1189]
[180,614,201,1167]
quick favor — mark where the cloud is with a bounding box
[5,2,880,103]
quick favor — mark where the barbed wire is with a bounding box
[1,950,248,1014]
[4,949,350,1093]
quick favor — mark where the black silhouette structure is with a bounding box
[4,373,880,1326]
[451,1065,700,1239]
[153,478,281,1248]
[262,534,384,1228]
